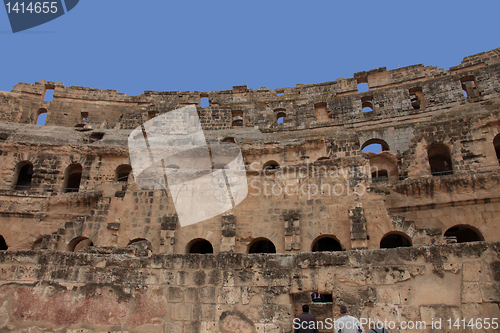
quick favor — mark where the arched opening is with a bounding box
[444,225,484,243]
[115,164,132,182]
[275,109,286,124]
[248,238,276,254]
[36,108,47,125]
[380,232,412,249]
[67,236,93,252]
[63,163,83,193]
[263,160,280,171]
[362,101,374,113]
[361,139,390,153]
[14,161,33,190]
[0,235,7,250]
[232,111,243,127]
[187,238,213,254]
[428,143,453,176]
[312,236,343,252]
[221,137,236,143]
[493,134,500,164]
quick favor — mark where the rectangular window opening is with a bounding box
[200,97,209,108]
[148,111,159,120]
[276,91,284,96]
[357,82,369,93]
[460,76,480,98]
[409,87,425,110]
[44,89,54,102]
[81,112,89,121]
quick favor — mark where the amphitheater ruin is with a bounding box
[0,48,500,332]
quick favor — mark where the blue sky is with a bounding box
[1,1,499,97]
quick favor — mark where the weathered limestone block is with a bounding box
[461,282,483,303]
[463,261,483,281]
[217,287,241,304]
[367,265,425,285]
[479,282,500,302]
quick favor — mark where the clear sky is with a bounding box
[1,0,499,97]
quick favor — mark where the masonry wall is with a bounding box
[1,243,500,333]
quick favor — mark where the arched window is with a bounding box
[444,225,484,243]
[63,163,83,193]
[361,139,390,153]
[14,161,33,190]
[67,236,93,252]
[493,134,500,164]
[187,238,213,254]
[115,164,132,182]
[362,102,373,113]
[232,111,243,127]
[312,236,342,252]
[221,137,236,143]
[0,235,7,250]
[248,238,276,254]
[361,96,374,113]
[263,160,280,171]
[380,232,412,249]
[36,108,47,125]
[428,143,453,176]
[275,109,286,124]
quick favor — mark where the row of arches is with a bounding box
[51,225,483,254]
[12,161,132,192]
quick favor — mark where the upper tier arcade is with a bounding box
[1,47,500,132]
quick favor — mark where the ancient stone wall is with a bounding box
[1,242,500,333]
[1,48,499,132]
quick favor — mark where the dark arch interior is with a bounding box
[494,135,500,164]
[312,237,342,252]
[64,164,82,193]
[116,164,132,182]
[0,235,7,250]
[380,233,412,249]
[444,226,483,243]
[15,163,33,190]
[249,239,276,254]
[428,143,453,176]
[189,240,213,254]
[263,161,280,170]
[232,119,243,126]
[68,237,93,252]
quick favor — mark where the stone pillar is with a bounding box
[349,205,367,249]
[160,215,177,253]
[220,215,236,252]
[283,211,300,252]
